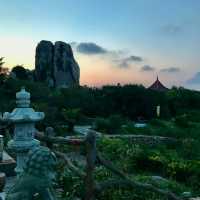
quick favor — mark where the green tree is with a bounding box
[62,108,81,132]
[11,65,28,80]
[0,57,9,83]
[0,57,4,67]
[0,57,9,74]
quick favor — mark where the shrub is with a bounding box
[94,117,110,133]
[94,115,124,134]
[174,114,189,128]
[62,108,81,132]
[187,111,200,122]
[149,119,167,127]
[11,65,28,80]
[107,114,125,134]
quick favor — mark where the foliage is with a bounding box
[94,117,110,133]
[149,119,167,127]
[1,76,200,199]
[0,57,4,67]
[11,65,28,80]
[0,57,9,83]
[174,114,189,128]
[62,108,81,132]
[97,138,199,197]
[94,115,125,134]
[2,76,200,128]
[0,58,9,74]
[58,168,84,199]
[57,137,199,200]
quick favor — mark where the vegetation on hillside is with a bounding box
[0,65,200,199]
[1,74,200,127]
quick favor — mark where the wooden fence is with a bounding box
[36,130,182,200]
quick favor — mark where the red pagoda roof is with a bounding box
[148,76,169,92]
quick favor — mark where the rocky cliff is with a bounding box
[35,40,80,88]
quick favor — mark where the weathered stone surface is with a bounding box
[35,40,54,85]
[5,146,57,200]
[3,87,44,175]
[35,40,80,88]
[54,41,80,87]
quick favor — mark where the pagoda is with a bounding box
[148,76,169,92]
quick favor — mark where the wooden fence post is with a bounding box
[85,131,96,200]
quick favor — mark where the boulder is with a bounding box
[54,41,80,88]
[35,40,54,84]
[35,40,80,88]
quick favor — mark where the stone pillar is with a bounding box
[3,87,45,175]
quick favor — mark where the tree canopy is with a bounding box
[11,65,28,80]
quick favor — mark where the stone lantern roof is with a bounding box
[16,86,31,108]
[3,87,45,123]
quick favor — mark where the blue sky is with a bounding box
[1,0,200,88]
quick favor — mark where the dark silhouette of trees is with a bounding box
[0,57,9,75]
[0,57,9,84]
[11,65,28,80]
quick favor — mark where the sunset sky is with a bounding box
[0,0,200,89]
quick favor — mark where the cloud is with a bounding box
[141,65,155,72]
[76,42,107,54]
[125,55,143,62]
[161,24,182,35]
[116,60,130,68]
[115,55,143,68]
[187,72,200,84]
[160,67,180,73]
[73,41,143,69]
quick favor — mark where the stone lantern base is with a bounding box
[8,139,40,175]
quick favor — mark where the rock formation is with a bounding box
[35,40,80,88]
[53,41,80,87]
[35,41,54,86]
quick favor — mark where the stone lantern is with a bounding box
[3,87,45,174]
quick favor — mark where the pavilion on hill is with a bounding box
[148,76,169,92]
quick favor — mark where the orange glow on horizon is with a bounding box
[0,37,188,88]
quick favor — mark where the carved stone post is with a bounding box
[3,87,45,175]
